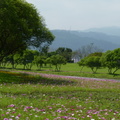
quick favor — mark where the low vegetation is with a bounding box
[0,70,120,120]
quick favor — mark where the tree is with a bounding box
[5,55,17,69]
[0,56,10,67]
[0,0,54,61]
[13,53,22,68]
[87,52,103,57]
[77,58,86,72]
[50,55,67,71]
[78,52,102,73]
[19,50,34,69]
[45,57,52,68]
[33,56,46,70]
[100,50,112,73]
[85,56,101,73]
[100,48,120,74]
[56,47,73,62]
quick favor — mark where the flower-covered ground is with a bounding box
[0,71,120,120]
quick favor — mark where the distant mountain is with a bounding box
[73,31,120,45]
[50,30,120,51]
[84,26,120,36]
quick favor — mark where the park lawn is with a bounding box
[0,70,120,120]
[5,63,120,80]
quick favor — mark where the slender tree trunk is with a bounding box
[23,64,26,69]
[108,68,112,74]
[112,68,119,75]
[80,66,84,72]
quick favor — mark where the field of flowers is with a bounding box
[0,70,120,120]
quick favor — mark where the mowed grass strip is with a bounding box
[0,71,120,120]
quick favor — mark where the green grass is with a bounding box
[4,63,120,80]
[0,70,120,119]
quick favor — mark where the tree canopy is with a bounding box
[56,47,73,62]
[0,0,54,61]
[49,55,67,71]
[100,48,120,74]
[78,52,102,73]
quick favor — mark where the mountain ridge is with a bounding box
[84,26,120,36]
[50,29,120,51]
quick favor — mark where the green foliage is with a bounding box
[50,55,67,71]
[18,50,34,69]
[56,47,73,62]
[85,56,101,73]
[33,56,46,70]
[100,50,113,73]
[100,48,120,74]
[78,49,120,74]
[87,52,103,57]
[0,49,68,71]
[0,0,54,61]
[78,52,102,73]
[77,58,86,72]
[13,53,22,68]
[1,48,120,77]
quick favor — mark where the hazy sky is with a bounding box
[26,0,120,30]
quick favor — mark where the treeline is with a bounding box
[0,47,73,71]
[1,47,120,74]
[78,48,120,74]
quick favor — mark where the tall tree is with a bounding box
[0,0,54,61]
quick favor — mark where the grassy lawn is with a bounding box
[4,63,120,80]
[0,70,120,120]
